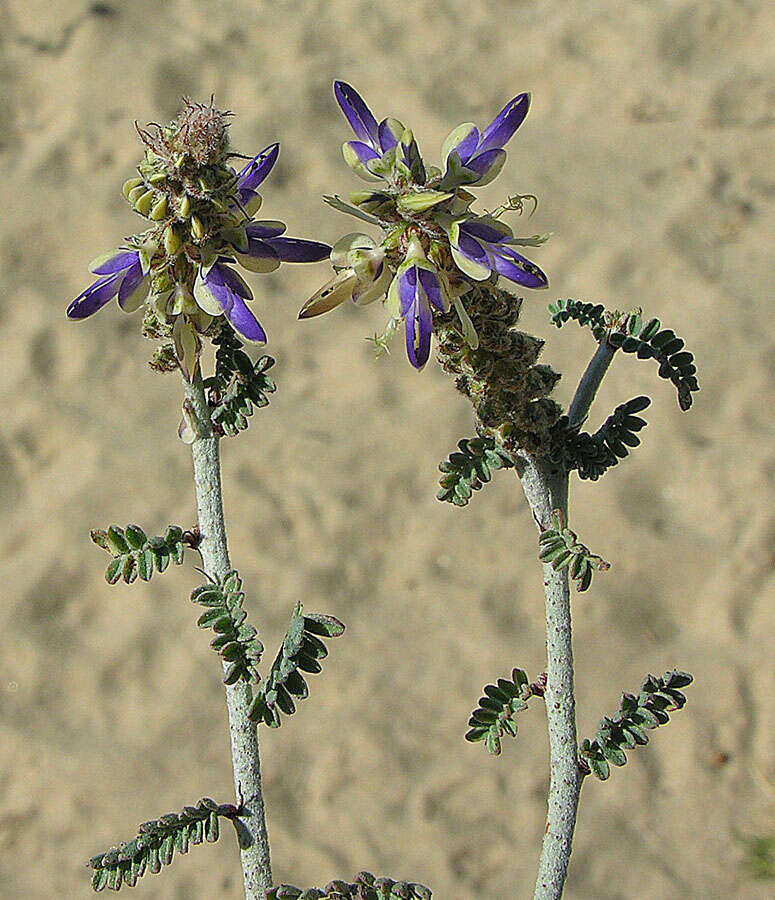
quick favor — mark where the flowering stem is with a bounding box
[519,343,617,900]
[567,340,616,428]
[182,369,273,899]
[519,455,579,900]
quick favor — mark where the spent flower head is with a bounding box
[299,82,550,370]
[67,98,330,369]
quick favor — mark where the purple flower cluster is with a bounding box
[68,126,329,345]
[67,91,549,374]
[300,82,549,369]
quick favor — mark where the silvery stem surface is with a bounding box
[522,340,617,899]
[183,369,273,899]
[520,455,580,900]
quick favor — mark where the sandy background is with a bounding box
[1,1,774,897]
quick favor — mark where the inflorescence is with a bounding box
[67,97,330,372]
[300,83,550,372]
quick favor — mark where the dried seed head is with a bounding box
[137,97,232,169]
[173,97,231,165]
[435,282,561,455]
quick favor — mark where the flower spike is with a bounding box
[302,82,549,378]
[66,100,330,355]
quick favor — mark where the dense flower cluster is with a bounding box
[300,82,550,370]
[67,99,329,355]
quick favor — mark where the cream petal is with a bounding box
[451,243,491,281]
[331,232,377,269]
[173,315,200,381]
[353,264,391,306]
[234,250,281,273]
[298,270,357,318]
[193,274,226,316]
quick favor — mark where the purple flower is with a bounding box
[440,93,530,187]
[194,260,266,343]
[234,142,279,212]
[66,249,150,319]
[385,238,446,369]
[398,265,445,368]
[334,81,405,178]
[234,220,330,272]
[449,217,548,290]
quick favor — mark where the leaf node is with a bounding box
[437,436,515,507]
[267,870,432,899]
[549,396,651,481]
[538,509,610,592]
[88,798,236,892]
[608,314,698,410]
[90,524,188,585]
[548,298,608,340]
[465,668,546,755]
[204,325,276,436]
[248,602,344,727]
[549,301,699,410]
[579,669,693,780]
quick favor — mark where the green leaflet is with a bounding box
[548,300,699,410]
[248,602,344,727]
[88,798,235,892]
[548,298,608,339]
[267,871,432,899]
[579,669,693,781]
[465,668,545,756]
[550,396,651,481]
[204,324,276,436]
[437,436,516,507]
[607,320,698,411]
[91,524,186,585]
[538,509,610,592]
[190,570,263,685]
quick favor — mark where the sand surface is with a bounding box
[1,1,774,897]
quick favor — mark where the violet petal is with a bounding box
[404,294,433,369]
[262,236,331,263]
[203,263,266,342]
[117,261,147,310]
[334,81,380,149]
[237,142,280,192]
[224,295,267,343]
[417,268,444,312]
[245,220,287,239]
[211,261,254,300]
[464,148,506,180]
[491,247,548,288]
[66,272,123,319]
[90,249,140,275]
[398,266,418,316]
[245,238,281,264]
[378,117,402,153]
[477,92,530,154]
[456,232,491,267]
[460,218,509,244]
[451,127,480,165]
[345,140,381,165]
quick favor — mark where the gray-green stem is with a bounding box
[520,339,617,900]
[183,368,273,899]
